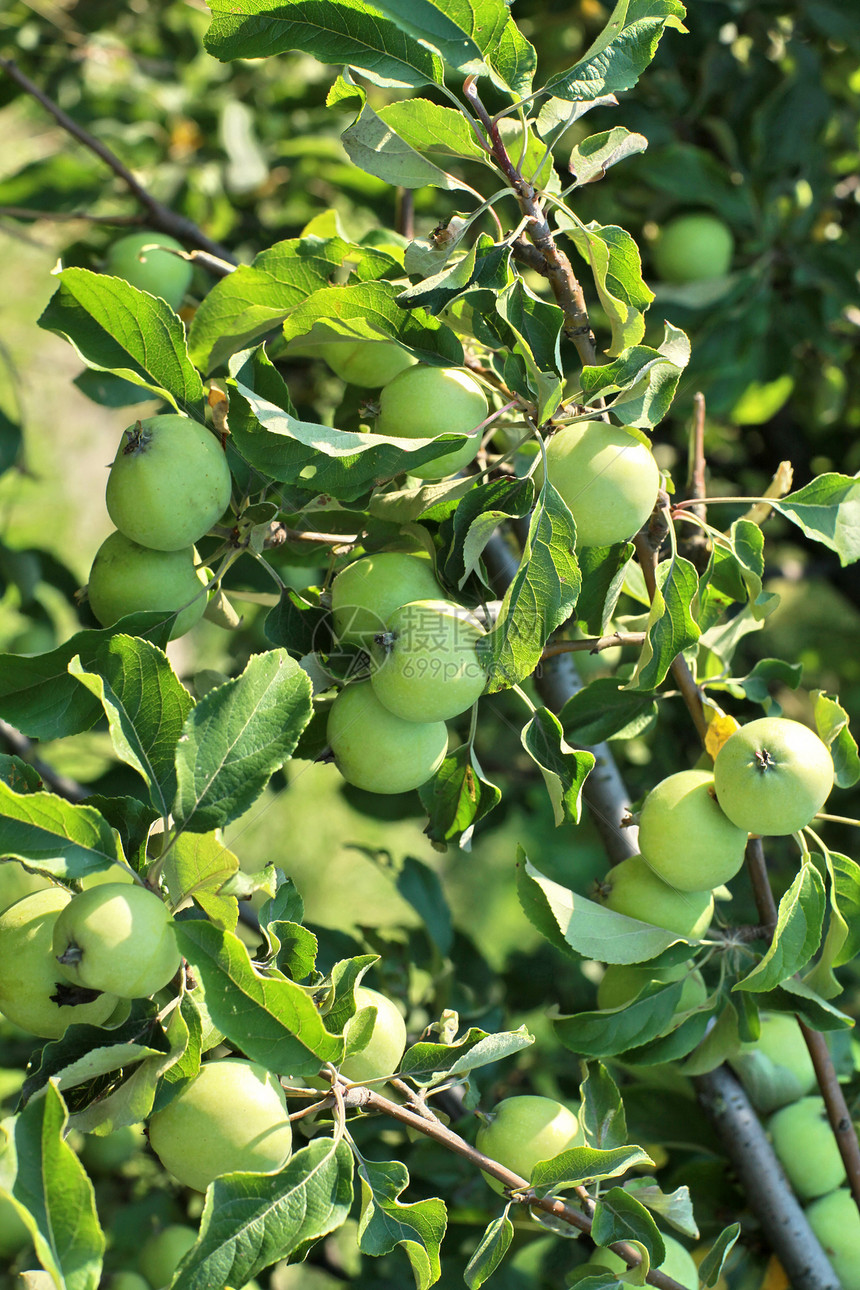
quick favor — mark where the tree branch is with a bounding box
[0,719,86,802]
[0,58,235,264]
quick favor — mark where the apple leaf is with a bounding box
[68,635,193,820]
[734,860,825,994]
[353,851,454,956]
[769,473,860,566]
[464,1212,514,1290]
[342,98,485,191]
[591,1186,666,1268]
[493,278,565,419]
[0,783,120,882]
[579,1062,628,1149]
[697,1223,741,1288]
[813,689,860,788]
[440,477,534,590]
[172,649,313,834]
[624,1179,699,1239]
[576,324,690,428]
[621,1007,714,1066]
[172,1138,354,1290]
[561,680,658,745]
[624,554,700,693]
[398,234,513,316]
[175,919,345,1074]
[419,744,502,850]
[0,756,43,794]
[757,976,853,1030]
[356,1155,446,1290]
[163,830,241,931]
[555,983,685,1058]
[281,279,463,359]
[521,707,595,825]
[575,542,636,635]
[567,126,649,187]
[0,1084,105,1290]
[484,481,580,692]
[531,1144,654,1195]
[399,1024,534,1084]
[544,0,687,102]
[38,268,204,416]
[556,216,653,356]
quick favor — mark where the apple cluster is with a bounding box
[326,550,488,795]
[86,410,232,640]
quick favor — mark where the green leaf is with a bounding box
[0,784,120,882]
[342,98,485,190]
[163,830,241,931]
[623,1179,698,1240]
[172,1138,354,1290]
[259,879,319,980]
[531,1144,653,1194]
[356,1155,446,1290]
[441,477,534,589]
[521,862,696,963]
[38,269,204,416]
[173,649,313,834]
[760,977,854,1031]
[464,1212,514,1289]
[521,707,595,825]
[358,852,454,956]
[419,744,502,851]
[560,679,657,745]
[175,920,344,1074]
[555,983,685,1058]
[734,860,825,993]
[544,0,686,102]
[205,0,446,89]
[68,635,193,819]
[281,279,463,358]
[575,542,635,635]
[399,236,513,316]
[0,756,43,794]
[493,279,565,420]
[0,1083,104,1290]
[567,127,648,187]
[590,1186,665,1268]
[579,1062,627,1150]
[485,482,580,692]
[624,554,700,692]
[557,216,653,356]
[813,690,860,788]
[0,618,174,741]
[576,324,690,427]
[770,473,860,566]
[696,1224,740,1288]
[399,1025,533,1084]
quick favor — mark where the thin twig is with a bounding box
[0,58,235,264]
[0,720,86,802]
[541,631,646,659]
[0,207,146,226]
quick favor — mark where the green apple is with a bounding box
[111,1274,151,1290]
[319,339,414,387]
[0,860,50,914]
[597,962,706,1012]
[769,1096,846,1200]
[713,717,834,836]
[138,1224,198,1288]
[0,888,119,1038]
[147,1058,293,1192]
[596,855,714,939]
[87,531,209,639]
[729,1011,817,1113]
[327,682,448,794]
[331,551,442,649]
[106,415,232,551]
[340,986,408,1083]
[0,1191,30,1259]
[475,1094,581,1195]
[81,1122,146,1174]
[369,599,487,723]
[652,212,734,284]
[53,883,181,999]
[806,1188,860,1290]
[638,769,749,890]
[541,421,660,548]
[374,365,489,479]
[584,1232,698,1288]
[104,231,192,310]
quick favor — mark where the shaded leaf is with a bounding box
[521,707,595,825]
[356,1155,446,1290]
[0,784,120,882]
[734,861,825,993]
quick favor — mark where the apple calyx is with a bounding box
[121,421,149,456]
[56,943,84,966]
[755,749,776,772]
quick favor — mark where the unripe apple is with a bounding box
[87,531,209,639]
[106,415,232,551]
[147,1058,292,1192]
[327,682,447,794]
[374,365,489,479]
[319,339,414,387]
[340,986,408,1083]
[330,551,442,649]
[729,1011,817,1113]
[769,1096,846,1200]
[652,212,734,284]
[584,1233,698,1288]
[0,888,119,1038]
[138,1224,198,1288]
[81,1122,146,1173]
[0,860,50,914]
[638,769,749,890]
[713,717,834,836]
[806,1188,860,1290]
[104,231,192,310]
[596,855,714,940]
[53,883,181,999]
[369,598,487,723]
[597,961,706,1012]
[541,421,660,548]
[475,1094,581,1195]
[111,1274,151,1290]
[0,1191,30,1259]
